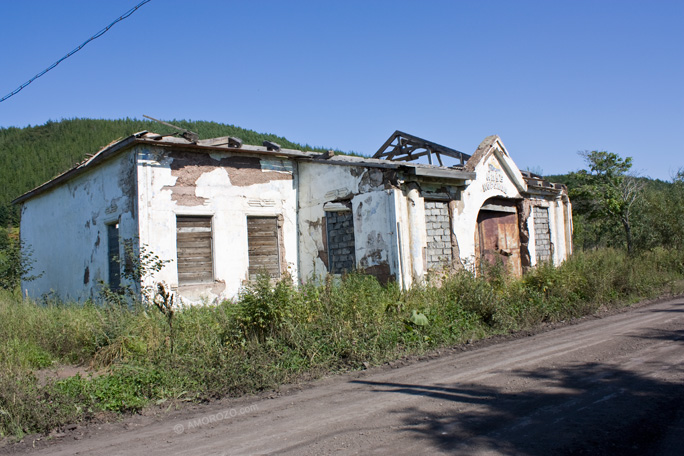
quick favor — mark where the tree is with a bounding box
[642,169,684,252]
[569,151,644,254]
[0,227,41,290]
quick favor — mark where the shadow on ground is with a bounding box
[353,356,684,454]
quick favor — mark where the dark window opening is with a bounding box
[107,223,121,290]
[176,216,213,285]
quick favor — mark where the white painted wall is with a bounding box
[136,146,298,303]
[20,151,138,301]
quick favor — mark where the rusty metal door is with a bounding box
[477,210,522,277]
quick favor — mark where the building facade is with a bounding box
[14,130,572,303]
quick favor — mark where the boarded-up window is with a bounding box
[247,217,281,279]
[326,210,356,274]
[107,223,120,290]
[425,201,452,269]
[533,206,552,263]
[176,216,213,285]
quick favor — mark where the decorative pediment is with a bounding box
[466,135,527,195]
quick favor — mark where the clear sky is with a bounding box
[1,0,682,180]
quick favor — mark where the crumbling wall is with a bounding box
[297,162,399,284]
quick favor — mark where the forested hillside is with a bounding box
[0,118,336,227]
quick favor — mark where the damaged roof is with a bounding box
[13,129,569,205]
[12,131,480,205]
[374,130,471,167]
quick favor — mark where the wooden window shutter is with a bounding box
[176,216,213,285]
[247,216,281,279]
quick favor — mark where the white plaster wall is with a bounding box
[564,198,573,257]
[454,152,524,266]
[406,186,427,282]
[527,206,538,267]
[351,189,397,277]
[137,147,298,303]
[20,151,138,301]
[297,162,398,282]
[551,199,568,265]
[390,188,411,289]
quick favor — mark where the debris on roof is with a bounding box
[521,170,567,192]
[263,141,281,152]
[142,114,199,143]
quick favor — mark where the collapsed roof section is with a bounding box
[373,130,472,167]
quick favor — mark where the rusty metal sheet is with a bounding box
[477,210,522,277]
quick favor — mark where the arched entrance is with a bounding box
[475,198,522,277]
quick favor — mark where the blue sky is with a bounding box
[1,0,682,179]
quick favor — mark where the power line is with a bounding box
[0,0,152,104]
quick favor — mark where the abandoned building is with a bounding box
[13,129,572,303]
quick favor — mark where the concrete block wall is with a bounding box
[326,211,356,273]
[424,201,452,269]
[533,206,552,263]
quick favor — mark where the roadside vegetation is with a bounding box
[1,247,683,438]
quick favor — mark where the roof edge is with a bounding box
[12,134,140,205]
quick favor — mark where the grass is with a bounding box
[1,247,683,439]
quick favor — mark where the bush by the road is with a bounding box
[1,247,683,439]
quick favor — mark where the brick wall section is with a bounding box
[326,211,356,273]
[533,206,552,263]
[425,201,453,269]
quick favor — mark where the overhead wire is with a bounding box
[0,0,152,103]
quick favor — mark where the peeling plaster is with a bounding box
[138,147,298,303]
[517,199,532,272]
[358,168,384,193]
[164,151,293,206]
[447,200,464,271]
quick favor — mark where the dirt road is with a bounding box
[6,297,684,455]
